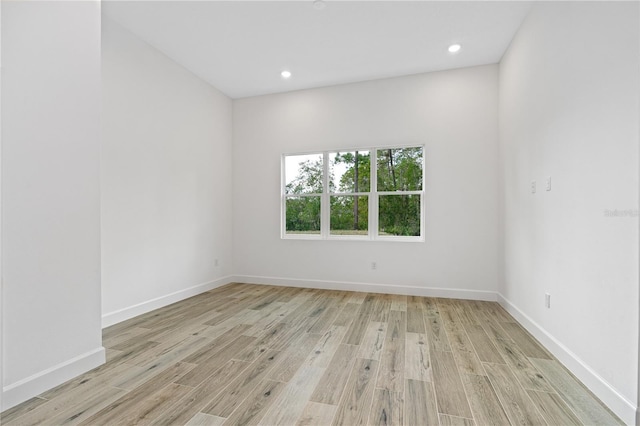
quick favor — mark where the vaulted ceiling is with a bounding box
[103,1,532,98]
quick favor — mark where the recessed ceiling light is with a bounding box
[281,70,292,79]
[313,0,326,10]
[448,44,462,54]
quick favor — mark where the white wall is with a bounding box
[1,1,104,410]
[101,18,233,326]
[0,0,4,412]
[499,2,639,423]
[233,65,500,299]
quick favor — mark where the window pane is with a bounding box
[330,195,368,235]
[329,151,370,193]
[285,154,323,194]
[285,196,321,234]
[376,147,423,191]
[378,194,421,236]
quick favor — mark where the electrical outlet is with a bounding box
[545,293,551,308]
[546,176,551,191]
[531,180,536,194]
[371,261,377,270]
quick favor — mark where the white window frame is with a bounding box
[282,144,425,242]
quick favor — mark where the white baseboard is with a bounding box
[497,293,637,426]
[232,275,497,301]
[1,346,105,411]
[102,275,234,328]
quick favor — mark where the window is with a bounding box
[284,154,323,235]
[282,145,424,241]
[329,150,370,236]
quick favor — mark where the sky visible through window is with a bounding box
[285,154,322,191]
[285,153,350,192]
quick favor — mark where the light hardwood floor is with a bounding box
[1,283,623,425]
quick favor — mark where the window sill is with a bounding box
[282,235,425,243]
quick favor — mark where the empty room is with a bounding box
[1,0,639,425]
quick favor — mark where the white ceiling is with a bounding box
[103,1,532,99]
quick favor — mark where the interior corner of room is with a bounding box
[1,1,639,424]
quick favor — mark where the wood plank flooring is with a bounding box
[1,283,622,426]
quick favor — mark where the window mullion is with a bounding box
[330,192,370,196]
[370,149,378,240]
[321,152,330,239]
[377,191,423,196]
[421,148,426,238]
